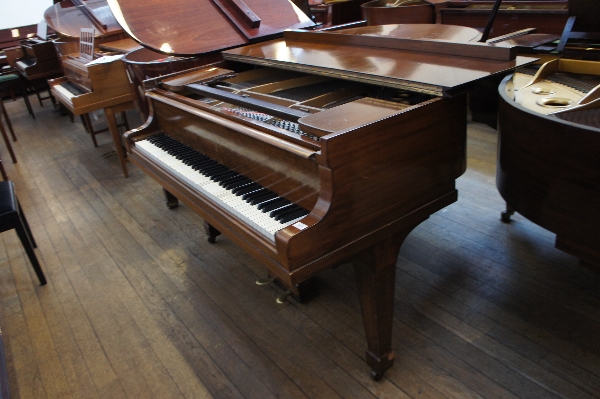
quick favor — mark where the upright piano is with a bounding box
[45,0,142,177]
[110,0,535,374]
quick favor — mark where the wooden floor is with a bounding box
[0,95,599,399]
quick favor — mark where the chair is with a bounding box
[0,181,46,286]
[0,71,35,119]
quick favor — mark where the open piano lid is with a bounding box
[223,24,539,97]
[106,0,315,56]
[45,0,124,38]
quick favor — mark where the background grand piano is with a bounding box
[45,0,143,177]
[496,0,600,272]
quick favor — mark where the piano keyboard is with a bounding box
[16,59,36,69]
[136,133,311,243]
[53,81,87,99]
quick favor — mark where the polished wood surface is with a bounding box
[107,0,314,56]
[497,59,600,270]
[97,38,141,54]
[224,25,535,96]
[3,97,600,398]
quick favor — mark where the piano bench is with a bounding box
[0,181,46,285]
[0,72,35,119]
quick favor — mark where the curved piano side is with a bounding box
[497,74,600,270]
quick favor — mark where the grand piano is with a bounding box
[14,38,62,81]
[45,0,142,177]
[497,0,600,271]
[109,0,535,379]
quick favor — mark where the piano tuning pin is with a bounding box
[256,277,276,286]
[276,290,292,304]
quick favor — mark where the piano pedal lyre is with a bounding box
[263,277,319,304]
[254,275,289,303]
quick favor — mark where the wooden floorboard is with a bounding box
[0,96,599,399]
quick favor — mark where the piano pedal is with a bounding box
[276,290,292,304]
[256,277,276,286]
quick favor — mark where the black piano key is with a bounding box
[278,208,310,223]
[233,183,262,196]
[199,164,228,175]
[223,177,253,190]
[242,188,268,201]
[269,204,296,219]
[273,204,304,221]
[247,191,278,205]
[211,170,238,182]
[258,197,290,212]
[220,175,249,187]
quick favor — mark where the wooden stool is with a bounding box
[0,181,46,285]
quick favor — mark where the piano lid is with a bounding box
[106,0,315,56]
[222,24,539,97]
[45,0,124,38]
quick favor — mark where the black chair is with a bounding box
[0,181,46,285]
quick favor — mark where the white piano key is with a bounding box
[52,84,76,99]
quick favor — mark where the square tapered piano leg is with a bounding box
[352,226,418,380]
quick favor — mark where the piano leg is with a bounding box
[105,102,135,178]
[353,227,416,380]
[203,222,221,244]
[163,188,179,208]
[501,203,515,223]
[81,114,98,147]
